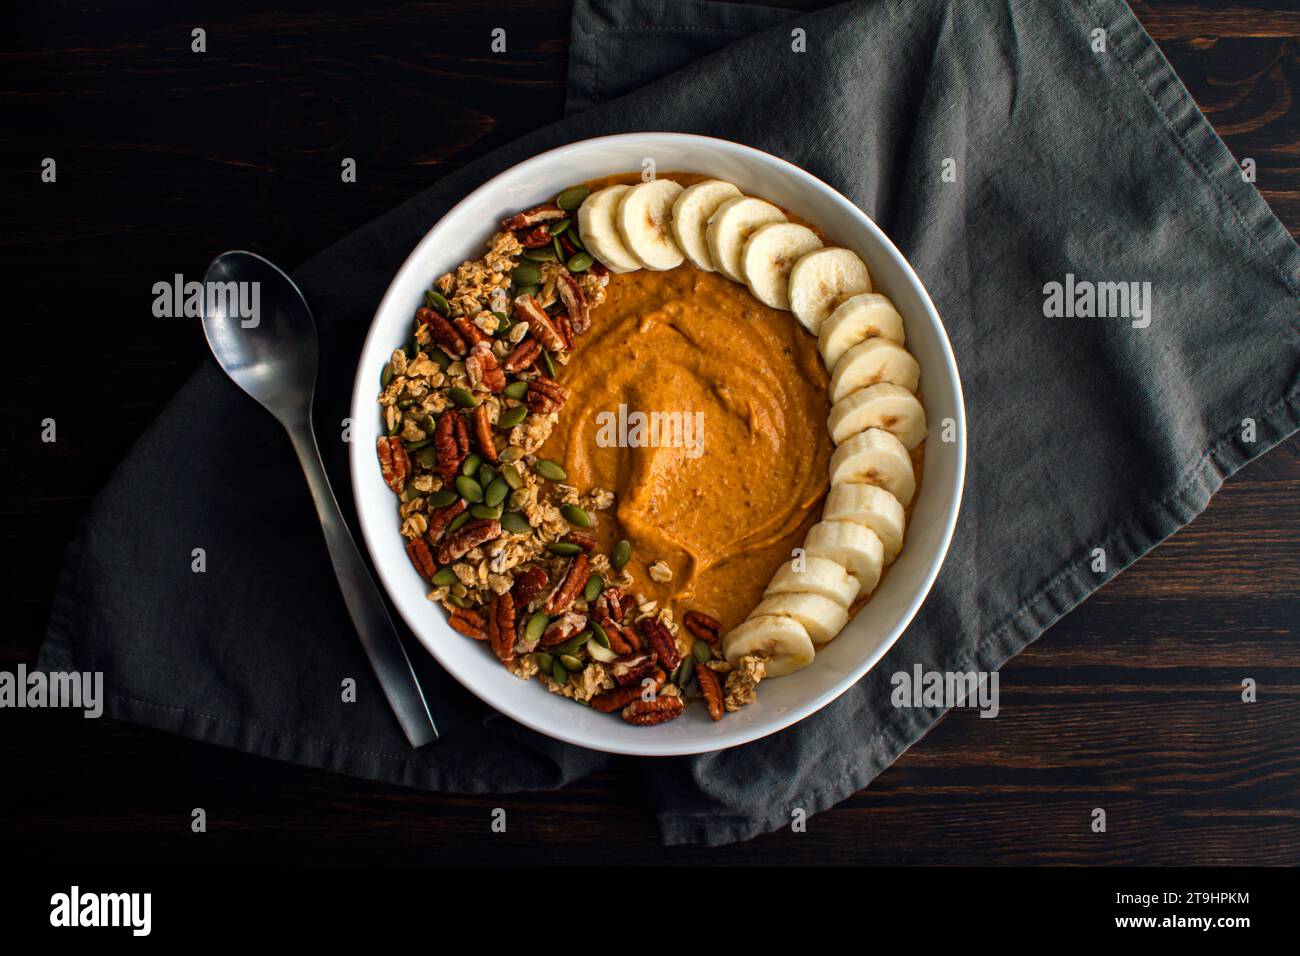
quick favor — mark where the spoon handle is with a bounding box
[286,420,439,747]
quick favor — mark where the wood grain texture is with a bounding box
[0,0,1296,865]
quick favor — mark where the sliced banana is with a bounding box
[616,179,685,271]
[804,521,885,596]
[788,248,872,334]
[828,382,927,449]
[764,555,860,609]
[748,592,848,645]
[706,196,787,283]
[722,615,816,678]
[828,337,920,402]
[740,222,824,310]
[821,483,906,564]
[828,428,916,506]
[670,179,742,271]
[577,185,642,274]
[818,293,906,370]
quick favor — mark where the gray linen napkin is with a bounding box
[38,0,1298,846]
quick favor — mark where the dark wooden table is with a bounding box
[2,0,1296,865]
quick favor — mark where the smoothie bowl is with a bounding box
[349,133,965,756]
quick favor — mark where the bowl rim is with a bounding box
[348,131,966,756]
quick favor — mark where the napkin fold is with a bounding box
[39,0,1299,845]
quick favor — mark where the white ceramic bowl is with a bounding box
[349,133,965,756]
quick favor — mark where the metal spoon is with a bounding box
[201,250,438,747]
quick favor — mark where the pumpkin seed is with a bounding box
[397,396,415,410]
[559,654,584,671]
[425,289,451,315]
[541,350,557,378]
[501,463,524,490]
[590,620,610,648]
[566,252,594,273]
[511,264,541,287]
[461,453,482,477]
[525,612,549,644]
[547,542,582,557]
[533,458,567,481]
[455,475,483,503]
[500,511,531,535]
[401,485,421,503]
[405,436,433,450]
[430,348,452,370]
[499,445,524,462]
[612,539,632,570]
[431,567,457,587]
[561,503,593,528]
[497,405,528,429]
[583,574,605,603]
[507,488,530,511]
[470,503,501,520]
[523,247,557,262]
[448,387,478,408]
[483,477,509,508]
[503,380,529,400]
[550,217,572,236]
[553,237,565,261]
[678,656,696,688]
[381,362,393,388]
[421,413,437,434]
[446,594,467,609]
[551,660,568,686]
[534,652,554,673]
[386,417,400,437]
[446,511,470,535]
[416,445,437,469]
[567,228,585,251]
[428,488,458,508]
[450,583,467,598]
[555,185,589,211]
[555,631,591,657]
[515,284,539,299]
[693,639,711,664]
[478,464,496,488]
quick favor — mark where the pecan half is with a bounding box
[502,338,541,374]
[526,377,568,415]
[417,306,467,358]
[540,611,587,648]
[426,498,467,541]
[544,553,590,615]
[511,565,549,606]
[487,590,517,664]
[591,669,666,713]
[590,260,609,277]
[465,341,506,394]
[611,655,657,688]
[472,404,499,463]
[518,224,552,248]
[453,314,491,349]
[405,538,437,581]
[513,295,565,352]
[435,411,470,483]
[622,695,684,725]
[377,437,409,494]
[696,665,725,721]
[564,530,596,553]
[594,587,625,624]
[501,202,565,231]
[683,610,721,645]
[555,312,575,351]
[449,608,488,640]
[556,270,590,334]
[437,518,502,565]
[639,616,680,671]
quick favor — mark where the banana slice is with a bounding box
[706,196,787,283]
[828,337,920,402]
[788,248,872,334]
[722,615,816,678]
[670,179,742,271]
[764,555,860,608]
[818,293,906,370]
[578,185,642,273]
[828,382,927,449]
[748,592,848,645]
[821,483,906,564]
[828,428,916,506]
[804,521,885,596]
[741,222,824,310]
[616,179,685,271]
